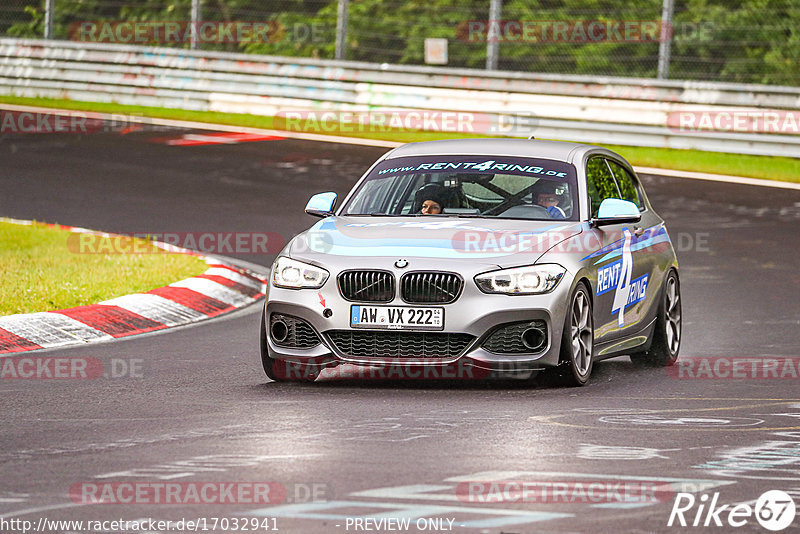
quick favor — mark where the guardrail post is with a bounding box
[44,0,54,39]
[335,0,349,60]
[486,0,502,70]
[190,0,201,50]
[657,0,674,79]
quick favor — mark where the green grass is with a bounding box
[0,221,208,316]
[1,95,798,183]
[602,144,799,183]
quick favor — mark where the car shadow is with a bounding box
[250,357,662,392]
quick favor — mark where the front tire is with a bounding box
[553,282,594,386]
[630,270,681,367]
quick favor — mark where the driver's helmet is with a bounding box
[413,183,447,212]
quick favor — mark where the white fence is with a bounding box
[1,38,799,157]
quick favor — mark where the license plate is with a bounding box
[350,305,444,330]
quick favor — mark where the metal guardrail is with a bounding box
[2,38,799,157]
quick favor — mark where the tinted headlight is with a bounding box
[474,264,565,294]
[272,257,329,289]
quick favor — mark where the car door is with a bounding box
[585,156,651,344]
[605,158,665,335]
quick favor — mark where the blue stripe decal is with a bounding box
[593,234,670,265]
[578,225,667,263]
[306,220,576,258]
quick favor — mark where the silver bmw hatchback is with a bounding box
[260,139,681,386]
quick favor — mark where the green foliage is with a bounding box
[586,157,620,216]
[670,0,800,85]
[1,0,798,85]
[7,6,43,38]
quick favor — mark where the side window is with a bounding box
[606,160,643,209]
[585,157,619,217]
[348,174,415,214]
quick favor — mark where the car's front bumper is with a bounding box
[263,272,574,376]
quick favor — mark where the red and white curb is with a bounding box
[0,218,268,355]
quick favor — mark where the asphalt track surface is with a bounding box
[2,126,800,534]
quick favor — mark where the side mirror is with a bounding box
[593,198,641,226]
[305,192,337,218]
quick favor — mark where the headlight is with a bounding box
[475,264,565,295]
[272,257,329,289]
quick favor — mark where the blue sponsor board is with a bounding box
[612,274,649,313]
[597,259,623,295]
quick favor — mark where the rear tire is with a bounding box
[260,308,319,382]
[630,270,681,367]
[551,282,594,387]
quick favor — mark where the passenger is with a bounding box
[533,181,566,219]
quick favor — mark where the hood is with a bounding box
[287,216,583,268]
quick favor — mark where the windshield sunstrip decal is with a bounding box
[377,159,568,178]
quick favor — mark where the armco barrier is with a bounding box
[1,38,799,157]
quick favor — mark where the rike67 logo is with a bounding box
[668,490,796,531]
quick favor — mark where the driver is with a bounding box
[533,180,566,219]
[421,198,443,214]
[415,183,446,215]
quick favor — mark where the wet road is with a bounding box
[1,125,799,533]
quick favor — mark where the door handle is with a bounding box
[633,226,645,237]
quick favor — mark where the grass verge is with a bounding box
[0,221,208,316]
[1,95,798,183]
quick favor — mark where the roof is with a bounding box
[382,138,597,163]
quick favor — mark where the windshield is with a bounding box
[340,155,579,220]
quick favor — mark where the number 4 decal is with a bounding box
[608,228,649,328]
[611,229,633,327]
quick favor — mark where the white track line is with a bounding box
[634,166,800,190]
